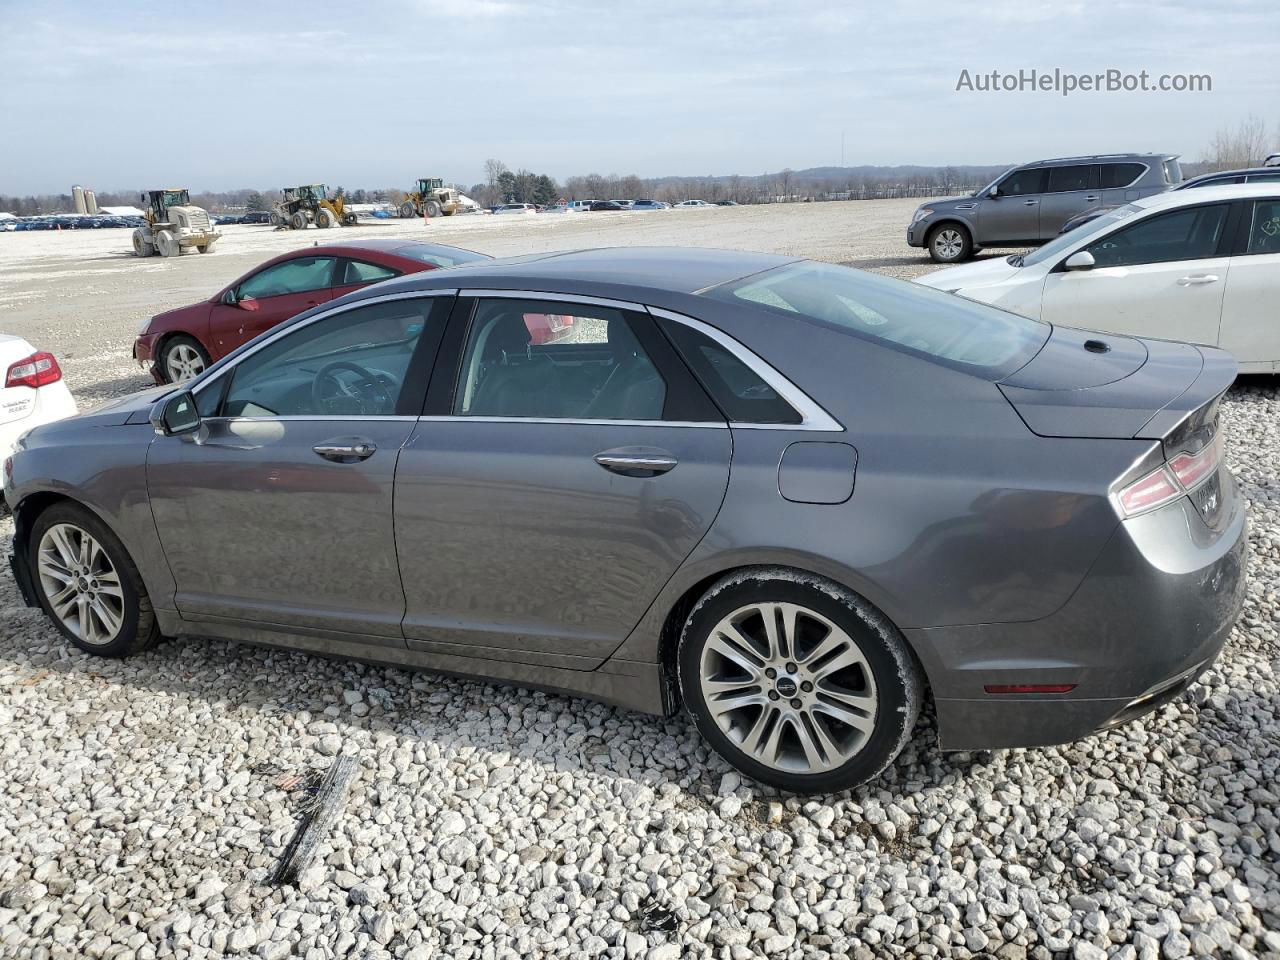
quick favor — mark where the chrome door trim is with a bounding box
[416,415,727,429]
[646,307,845,432]
[459,288,644,312]
[189,288,458,407]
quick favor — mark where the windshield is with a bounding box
[1021,203,1141,267]
[162,190,189,208]
[704,261,1048,379]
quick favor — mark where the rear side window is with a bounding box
[1246,173,1280,184]
[703,261,1048,379]
[1245,199,1280,255]
[1189,175,1242,188]
[660,321,800,424]
[341,259,399,284]
[997,168,1047,196]
[1047,165,1098,193]
[1163,158,1183,184]
[1086,203,1230,267]
[1100,163,1146,189]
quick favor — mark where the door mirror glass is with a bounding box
[1063,251,1096,271]
[988,186,1000,198]
[151,391,201,436]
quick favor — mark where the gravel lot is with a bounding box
[0,202,1277,960]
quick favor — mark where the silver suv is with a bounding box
[907,153,1181,263]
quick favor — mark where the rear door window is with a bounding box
[1244,199,1280,255]
[1047,165,1098,193]
[1086,204,1230,267]
[1100,163,1147,189]
[340,259,400,285]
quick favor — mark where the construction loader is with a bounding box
[132,189,220,257]
[398,178,462,219]
[272,184,358,229]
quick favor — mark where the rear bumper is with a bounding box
[908,487,1248,750]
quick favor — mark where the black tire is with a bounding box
[290,211,309,231]
[677,568,922,793]
[28,502,162,658]
[927,223,973,263]
[399,201,416,219]
[425,200,442,219]
[158,334,211,384]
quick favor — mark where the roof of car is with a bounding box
[379,246,798,296]
[284,238,472,256]
[1180,167,1280,185]
[1030,153,1174,166]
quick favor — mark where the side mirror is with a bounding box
[988,186,1000,199]
[238,297,260,312]
[1064,250,1096,271]
[150,391,201,436]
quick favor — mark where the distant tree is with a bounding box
[485,159,509,188]
[332,186,346,200]
[1205,116,1272,170]
[533,174,559,205]
[496,171,517,202]
[245,191,267,211]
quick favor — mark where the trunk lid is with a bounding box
[997,325,1236,441]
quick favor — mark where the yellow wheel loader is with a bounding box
[398,178,462,219]
[272,184,358,230]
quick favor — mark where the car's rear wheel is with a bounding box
[927,223,972,263]
[29,503,161,658]
[160,334,210,384]
[678,569,922,793]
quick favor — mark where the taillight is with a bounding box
[5,352,62,389]
[1117,434,1222,518]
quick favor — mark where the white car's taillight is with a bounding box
[1117,435,1223,518]
[5,351,62,389]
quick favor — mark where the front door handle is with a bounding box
[314,439,377,463]
[1023,199,1039,206]
[594,451,678,476]
[1177,275,1220,286]
[1084,195,1099,201]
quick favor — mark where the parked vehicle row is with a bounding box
[1,215,146,232]
[3,242,1248,792]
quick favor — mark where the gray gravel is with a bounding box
[0,204,1278,959]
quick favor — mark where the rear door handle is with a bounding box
[1177,275,1219,286]
[314,439,377,463]
[1023,199,1039,206]
[1084,195,1099,201]
[594,451,678,476]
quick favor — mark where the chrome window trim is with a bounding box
[646,307,844,432]
[417,416,727,429]
[188,288,457,409]
[459,288,643,313]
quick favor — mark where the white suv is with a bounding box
[916,183,1280,372]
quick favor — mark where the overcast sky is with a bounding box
[1,0,1275,194]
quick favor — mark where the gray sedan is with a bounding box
[5,247,1247,792]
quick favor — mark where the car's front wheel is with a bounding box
[29,502,161,658]
[679,570,922,793]
[159,334,210,384]
[927,223,973,263]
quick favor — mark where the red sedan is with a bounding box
[134,239,490,384]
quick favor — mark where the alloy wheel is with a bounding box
[698,601,878,774]
[934,229,964,260]
[165,343,206,382]
[36,523,125,646]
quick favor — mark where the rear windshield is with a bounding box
[394,244,489,268]
[704,261,1048,379]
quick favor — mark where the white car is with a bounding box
[0,337,77,476]
[492,203,537,215]
[673,199,715,209]
[916,183,1280,373]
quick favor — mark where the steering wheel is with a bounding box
[311,360,396,416]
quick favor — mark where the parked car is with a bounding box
[589,200,627,211]
[908,153,1181,263]
[715,200,740,206]
[916,183,1280,373]
[134,239,490,384]
[241,211,272,224]
[673,199,715,208]
[0,337,76,479]
[1175,166,1280,190]
[492,203,537,215]
[631,199,669,211]
[8,247,1245,792]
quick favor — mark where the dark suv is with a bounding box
[907,153,1181,263]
